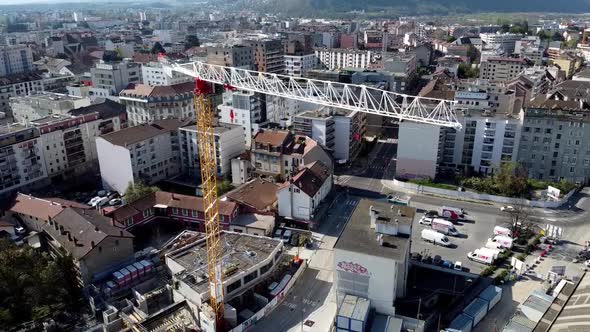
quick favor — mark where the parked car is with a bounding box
[88,196,102,206]
[410,252,422,261]
[442,260,453,268]
[433,255,442,265]
[290,233,300,246]
[454,261,463,271]
[96,197,110,207]
[500,205,515,212]
[15,226,26,235]
[281,230,292,244]
[107,192,120,200]
[419,216,433,225]
[109,198,122,206]
[424,210,439,217]
[273,229,284,240]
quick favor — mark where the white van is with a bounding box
[282,230,292,244]
[421,229,452,247]
[432,218,460,236]
[489,235,513,249]
[493,226,513,238]
[467,248,496,265]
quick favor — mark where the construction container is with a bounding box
[448,313,474,332]
[119,267,132,285]
[478,285,502,311]
[463,298,488,327]
[140,260,153,273]
[335,295,370,332]
[113,271,125,287]
[127,265,138,280]
[133,262,145,277]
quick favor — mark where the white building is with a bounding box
[479,32,523,54]
[10,92,91,123]
[141,61,192,86]
[104,39,134,58]
[315,48,377,70]
[0,45,34,76]
[90,60,141,97]
[119,82,195,126]
[179,123,245,176]
[96,118,184,193]
[218,90,266,147]
[479,57,526,82]
[284,54,317,77]
[333,200,413,315]
[292,107,366,162]
[277,161,332,221]
[396,121,441,179]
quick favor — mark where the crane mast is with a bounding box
[193,78,225,327]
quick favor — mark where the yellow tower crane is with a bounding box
[193,78,224,329]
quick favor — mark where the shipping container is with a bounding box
[463,298,489,327]
[127,265,138,280]
[336,295,370,332]
[478,285,502,311]
[133,262,145,277]
[113,272,125,287]
[140,260,153,273]
[448,313,473,332]
[119,267,132,284]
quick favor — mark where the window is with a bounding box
[260,261,273,275]
[243,270,258,284]
[182,209,188,216]
[125,218,133,227]
[143,209,151,218]
[294,188,300,193]
[220,215,225,222]
[226,280,242,294]
[192,210,197,217]
[172,208,178,215]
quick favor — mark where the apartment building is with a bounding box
[284,54,317,77]
[97,118,185,193]
[8,194,134,288]
[141,61,192,86]
[382,53,417,77]
[218,90,267,147]
[0,45,34,76]
[315,48,378,70]
[206,44,254,70]
[119,82,195,126]
[0,71,74,116]
[518,81,590,184]
[479,32,523,54]
[90,60,141,97]
[293,106,366,162]
[178,123,245,177]
[250,129,332,181]
[277,161,332,221]
[455,79,518,114]
[242,38,284,74]
[479,57,526,82]
[552,54,583,79]
[10,92,91,123]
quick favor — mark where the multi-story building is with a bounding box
[119,82,195,126]
[206,44,254,70]
[96,118,185,193]
[250,129,332,181]
[363,30,385,50]
[284,54,316,77]
[479,57,526,82]
[315,48,378,70]
[10,92,91,123]
[0,71,74,116]
[479,32,523,54]
[242,38,284,74]
[552,53,583,79]
[514,67,554,100]
[7,194,134,288]
[455,79,518,114]
[334,199,414,315]
[0,126,48,196]
[178,123,245,177]
[339,33,358,49]
[90,60,141,97]
[293,106,366,162]
[382,53,417,77]
[0,45,34,76]
[518,81,590,184]
[218,90,267,147]
[141,61,192,86]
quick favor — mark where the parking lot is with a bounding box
[410,201,504,274]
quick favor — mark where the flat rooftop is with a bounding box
[296,106,354,119]
[180,123,242,135]
[168,231,281,293]
[334,199,414,260]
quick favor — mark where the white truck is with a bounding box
[432,218,460,236]
[467,247,498,265]
[421,229,452,247]
[493,226,513,238]
[487,235,513,249]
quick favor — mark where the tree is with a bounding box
[124,182,159,203]
[446,36,457,43]
[504,198,533,237]
[457,63,479,79]
[552,32,565,42]
[217,179,234,195]
[185,35,200,50]
[495,162,528,197]
[151,42,166,54]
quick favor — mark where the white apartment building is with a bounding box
[277,161,332,221]
[218,90,267,148]
[0,72,75,116]
[292,107,366,162]
[479,57,526,82]
[284,54,317,77]
[97,119,184,193]
[480,32,523,54]
[179,123,245,176]
[119,83,195,126]
[141,61,192,86]
[90,60,141,97]
[10,92,91,123]
[315,48,377,70]
[0,45,34,76]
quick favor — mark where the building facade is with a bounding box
[0,45,34,76]
[10,92,91,123]
[315,48,377,70]
[141,61,192,86]
[479,57,526,82]
[479,33,523,54]
[119,83,195,126]
[218,90,266,148]
[206,44,254,70]
[242,38,284,74]
[284,54,317,77]
[90,60,141,97]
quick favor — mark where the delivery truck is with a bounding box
[432,218,460,236]
[421,229,452,247]
[493,226,512,238]
[467,247,497,265]
[487,235,513,249]
[441,206,464,220]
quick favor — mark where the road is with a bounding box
[250,195,360,332]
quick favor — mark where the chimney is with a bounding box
[369,206,378,229]
[59,225,65,235]
[67,232,72,242]
[54,221,59,231]
[91,241,95,248]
